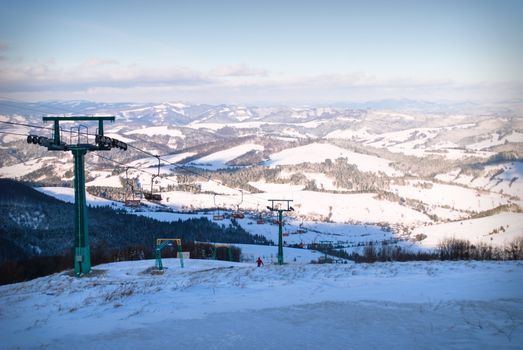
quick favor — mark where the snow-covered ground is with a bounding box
[391,181,511,212]
[235,243,331,263]
[412,212,523,248]
[35,187,124,208]
[125,126,185,138]
[1,259,522,349]
[435,161,523,200]
[191,143,264,170]
[246,184,431,225]
[34,186,523,251]
[267,143,401,176]
[0,156,73,179]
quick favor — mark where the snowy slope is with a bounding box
[85,173,122,188]
[391,181,511,212]
[127,152,195,168]
[0,156,73,179]
[268,143,401,176]
[125,126,185,138]
[247,182,431,225]
[435,162,523,200]
[235,219,403,251]
[35,187,123,208]
[412,212,523,248]
[467,131,523,150]
[1,259,522,349]
[191,143,264,170]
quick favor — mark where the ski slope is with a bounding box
[0,156,73,179]
[391,181,510,212]
[1,259,522,349]
[434,161,523,200]
[35,187,123,208]
[412,212,523,248]
[125,126,185,138]
[191,143,264,170]
[267,143,401,176]
[247,183,431,225]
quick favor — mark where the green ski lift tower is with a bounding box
[267,199,294,265]
[27,116,127,276]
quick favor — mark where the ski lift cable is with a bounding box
[1,99,288,207]
[91,155,236,205]
[0,130,34,137]
[0,99,270,203]
[0,120,54,131]
[5,126,271,207]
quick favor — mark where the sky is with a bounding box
[0,0,522,105]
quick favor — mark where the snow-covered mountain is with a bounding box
[1,99,522,253]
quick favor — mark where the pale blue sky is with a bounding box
[0,0,521,104]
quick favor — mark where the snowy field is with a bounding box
[267,142,401,176]
[1,259,522,350]
[30,186,523,252]
[191,143,264,170]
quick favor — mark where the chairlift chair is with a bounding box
[124,167,141,207]
[212,193,225,220]
[231,190,244,219]
[145,156,163,202]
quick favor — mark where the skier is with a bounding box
[256,256,264,267]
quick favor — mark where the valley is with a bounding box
[1,100,522,258]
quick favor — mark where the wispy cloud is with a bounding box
[0,59,210,92]
[211,64,268,77]
[1,58,521,104]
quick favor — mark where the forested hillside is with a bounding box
[0,179,270,263]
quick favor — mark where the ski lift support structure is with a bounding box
[27,116,126,276]
[155,238,184,270]
[266,199,294,265]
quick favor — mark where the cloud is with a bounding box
[1,58,521,104]
[0,59,210,92]
[211,64,268,77]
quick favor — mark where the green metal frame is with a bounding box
[267,199,294,265]
[155,238,184,270]
[42,116,116,276]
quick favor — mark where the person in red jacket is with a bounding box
[256,256,264,267]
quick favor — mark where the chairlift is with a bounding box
[255,203,265,224]
[231,190,245,219]
[212,193,225,221]
[144,156,163,202]
[124,167,141,207]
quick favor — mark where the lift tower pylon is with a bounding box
[266,199,294,265]
[28,116,126,276]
